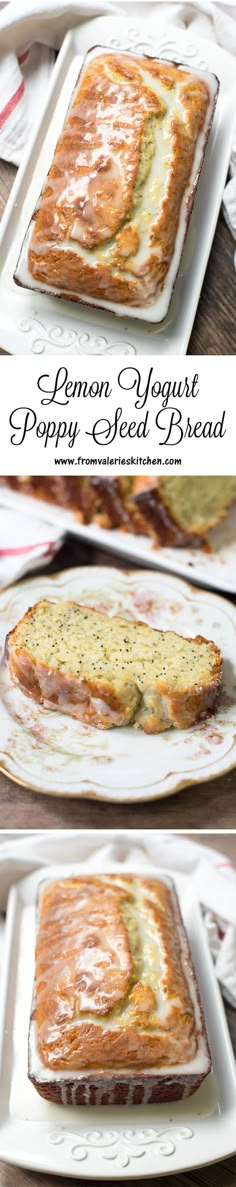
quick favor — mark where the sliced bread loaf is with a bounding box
[3,476,142,532]
[3,476,236,546]
[6,599,222,733]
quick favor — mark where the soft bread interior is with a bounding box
[9,598,220,692]
[156,476,236,534]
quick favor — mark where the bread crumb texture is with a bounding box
[7,598,222,732]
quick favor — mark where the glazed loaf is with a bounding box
[6,598,222,732]
[2,476,142,533]
[14,47,219,321]
[28,873,211,1106]
[3,476,236,547]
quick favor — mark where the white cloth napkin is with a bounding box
[0,501,63,588]
[0,2,118,165]
[0,1,236,246]
[0,830,235,1009]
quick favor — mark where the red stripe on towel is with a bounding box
[216,861,235,870]
[18,49,30,65]
[0,541,54,556]
[0,79,25,130]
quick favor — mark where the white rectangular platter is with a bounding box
[0,17,236,356]
[0,861,236,1178]
[0,484,236,594]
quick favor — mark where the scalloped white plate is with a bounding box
[0,18,236,355]
[0,861,236,1178]
[0,484,236,595]
[0,566,235,801]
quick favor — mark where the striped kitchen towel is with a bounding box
[0,501,63,588]
[0,1,117,165]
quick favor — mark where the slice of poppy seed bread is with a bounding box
[133,476,236,546]
[6,599,222,733]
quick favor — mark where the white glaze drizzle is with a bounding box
[14,47,218,322]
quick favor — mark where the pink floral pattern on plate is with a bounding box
[0,567,235,801]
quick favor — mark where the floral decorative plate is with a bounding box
[0,567,235,801]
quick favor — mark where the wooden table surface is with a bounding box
[0,833,236,1186]
[1,1143,236,1187]
[0,533,235,830]
[0,162,235,354]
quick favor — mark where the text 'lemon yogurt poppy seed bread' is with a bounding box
[14,47,219,321]
[133,476,236,546]
[6,599,222,732]
[28,873,211,1106]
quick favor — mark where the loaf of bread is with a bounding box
[134,476,236,545]
[14,48,218,321]
[28,873,211,1105]
[1,476,139,531]
[3,476,236,547]
[6,598,222,732]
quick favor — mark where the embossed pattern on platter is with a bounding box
[48,1125,194,1168]
[18,319,136,355]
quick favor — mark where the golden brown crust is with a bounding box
[87,478,138,531]
[1,477,141,532]
[32,875,202,1072]
[133,481,194,546]
[14,50,218,311]
[28,874,212,1104]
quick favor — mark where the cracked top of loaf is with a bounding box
[14,48,219,320]
[31,874,209,1073]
